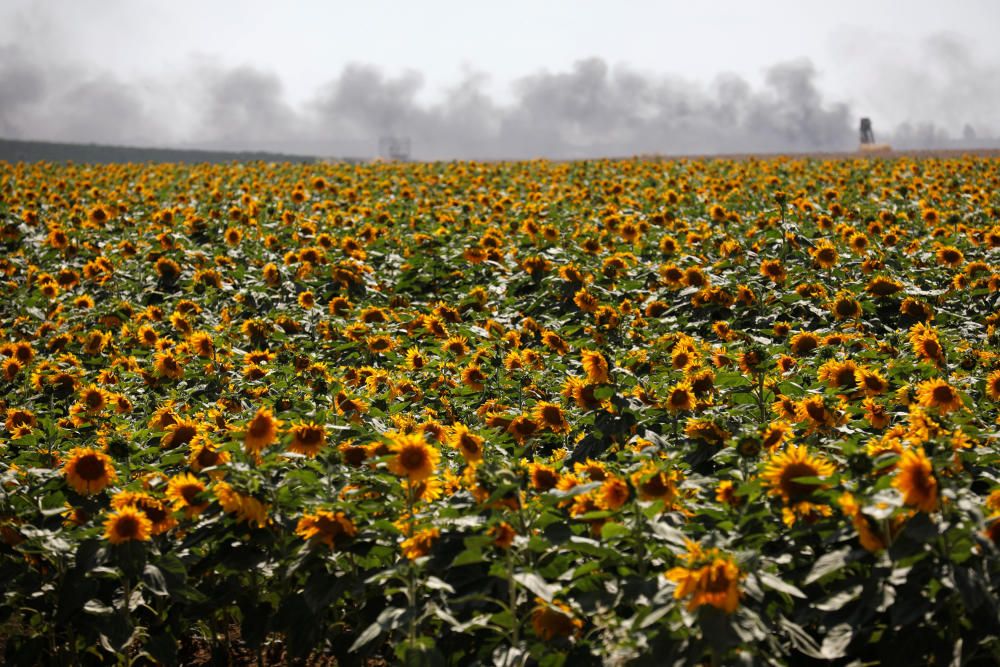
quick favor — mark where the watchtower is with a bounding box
[859,118,876,145]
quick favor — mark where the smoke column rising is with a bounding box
[0,39,997,159]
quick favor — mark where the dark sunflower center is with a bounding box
[116,516,140,538]
[932,386,955,404]
[399,447,428,470]
[540,406,563,424]
[75,455,106,481]
[248,417,273,438]
[180,485,202,504]
[805,402,828,422]
[459,436,480,454]
[780,462,820,501]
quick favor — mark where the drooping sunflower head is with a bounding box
[449,423,484,463]
[528,462,560,492]
[580,349,610,384]
[161,418,200,450]
[892,447,938,513]
[531,598,583,640]
[665,545,742,614]
[288,422,327,458]
[596,476,630,510]
[533,401,570,433]
[295,510,357,549]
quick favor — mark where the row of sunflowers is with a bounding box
[1,155,1000,664]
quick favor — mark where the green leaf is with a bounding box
[423,576,455,593]
[757,571,806,598]
[83,599,115,616]
[804,546,852,585]
[600,522,630,540]
[821,623,853,659]
[512,572,557,602]
[349,606,406,653]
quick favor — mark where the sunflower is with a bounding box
[161,418,199,449]
[893,447,938,512]
[449,423,484,463]
[574,458,608,481]
[460,364,487,391]
[986,370,1000,401]
[865,275,903,298]
[541,331,570,355]
[909,323,944,364]
[761,445,835,505]
[759,258,786,283]
[387,433,440,481]
[334,391,369,420]
[630,464,681,505]
[581,349,609,384]
[489,522,517,549]
[288,421,326,457]
[863,398,890,429]
[855,367,889,396]
[507,415,539,444]
[63,447,117,495]
[817,359,858,390]
[155,257,181,283]
[665,553,742,614]
[153,351,184,380]
[2,358,23,382]
[401,527,439,559]
[214,482,269,527]
[664,380,696,413]
[528,462,560,491]
[596,476,630,510]
[795,395,841,431]
[4,408,37,436]
[935,245,964,268]
[715,480,743,508]
[111,491,175,535]
[319,435,359,464]
[761,421,792,451]
[533,401,570,433]
[78,384,107,413]
[830,293,862,320]
[915,378,964,415]
[810,239,838,269]
[187,436,230,473]
[789,331,820,356]
[838,492,888,553]
[530,598,583,640]
[295,510,357,549]
[103,507,152,545]
[244,406,283,454]
[165,472,209,517]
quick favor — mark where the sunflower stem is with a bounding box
[506,547,520,648]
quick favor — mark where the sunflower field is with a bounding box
[1,155,1000,665]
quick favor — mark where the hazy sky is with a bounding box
[1,0,999,158]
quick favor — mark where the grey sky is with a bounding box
[1,0,998,158]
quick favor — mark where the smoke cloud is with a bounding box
[0,34,997,159]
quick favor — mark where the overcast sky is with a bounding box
[1,0,999,159]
